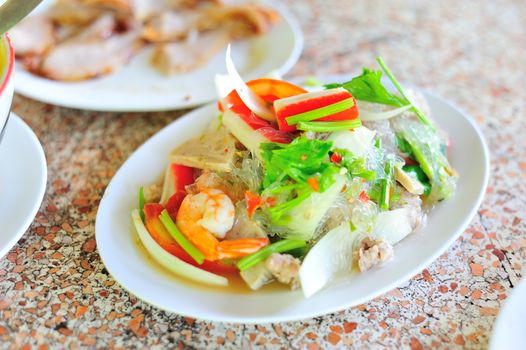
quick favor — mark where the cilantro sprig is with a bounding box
[325,57,435,129]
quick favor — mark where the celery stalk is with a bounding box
[376,57,435,129]
[138,186,145,223]
[237,239,307,271]
[286,98,355,125]
[296,119,362,132]
[159,210,205,264]
[379,160,393,210]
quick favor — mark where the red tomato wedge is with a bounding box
[142,204,238,274]
[274,88,359,132]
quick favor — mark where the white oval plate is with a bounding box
[489,278,526,350]
[0,113,47,259]
[13,1,302,112]
[96,91,489,323]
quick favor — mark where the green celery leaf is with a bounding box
[325,68,406,107]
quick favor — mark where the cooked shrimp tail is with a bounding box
[217,238,270,260]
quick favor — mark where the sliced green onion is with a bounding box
[379,160,393,210]
[296,119,362,132]
[376,57,435,129]
[286,98,355,125]
[159,209,205,264]
[237,239,307,271]
[138,187,145,223]
[379,178,390,210]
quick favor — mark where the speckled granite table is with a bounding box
[1,0,525,349]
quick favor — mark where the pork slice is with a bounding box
[355,237,394,272]
[46,0,104,26]
[82,0,133,13]
[151,29,230,74]
[70,13,117,42]
[265,253,301,290]
[40,30,143,81]
[10,16,55,57]
[142,11,201,42]
[197,4,279,39]
[240,253,301,290]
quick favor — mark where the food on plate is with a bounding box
[132,52,458,297]
[10,0,279,81]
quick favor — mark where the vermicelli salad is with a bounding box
[132,49,458,298]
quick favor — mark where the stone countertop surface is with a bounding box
[1,0,525,349]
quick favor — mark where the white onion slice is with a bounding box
[225,45,275,121]
[215,74,234,100]
[359,105,411,121]
[215,74,233,111]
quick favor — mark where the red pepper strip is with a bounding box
[307,177,320,192]
[330,152,342,164]
[165,164,195,217]
[245,191,265,218]
[276,91,359,132]
[171,164,195,191]
[358,191,370,203]
[143,204,238,274]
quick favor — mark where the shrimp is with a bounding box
[176,189,269,261]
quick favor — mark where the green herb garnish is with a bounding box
[325,68,405,107]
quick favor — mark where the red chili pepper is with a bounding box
[245,191,265,218]
[330,152,342,163]
[358,191,370,203]
[307,177,320,192]
[266,196,277,207]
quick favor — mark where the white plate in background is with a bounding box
[95,87,489,323]
[489,278,526,350]
[13,1,303,112]
[0,113,47,259]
